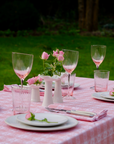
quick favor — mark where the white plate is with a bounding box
[16,113,68,126]
[73,83,80,88]
[92,92,114,102]
[41,82,80,89]
[100,92,114,100]
[5,115,78,131]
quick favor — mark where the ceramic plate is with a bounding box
[100,92,114,99]
[92,92,114,102]
[41,82,80,89]
[5,115,78,131]
[16,113,68,126]
[73,83,80,88]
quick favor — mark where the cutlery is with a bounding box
[90,86,94,89]
[45,107,96,117]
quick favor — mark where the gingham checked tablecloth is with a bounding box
[1,77,114,144]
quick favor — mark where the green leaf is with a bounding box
[44,63,51,67]
[27,112,58,123]
[27,112,35,121]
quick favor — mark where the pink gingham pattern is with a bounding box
[1,77,114,144]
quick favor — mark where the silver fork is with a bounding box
[46,107,59,113]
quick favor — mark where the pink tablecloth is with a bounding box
[1,77,114,144]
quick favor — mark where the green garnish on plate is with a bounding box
[26,112,58,123]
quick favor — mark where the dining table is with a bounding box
[1,76,114,144]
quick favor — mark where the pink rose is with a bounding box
[59,51,64,55]
[41,52,50,60]
[36,75,43,82]
[34,76,39,81]
[53,50,59,57]
[27,75,43,85]
[25,112,31,119]
[109,90,114,96]
[38,77,43,82]
[27,77,36,85]
[57,55,64,61]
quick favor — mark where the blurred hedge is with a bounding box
[0,0,40,31]
[0,0,114,31]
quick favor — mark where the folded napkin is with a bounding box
[48,104,108,122]
[3,84,18,92]
[3,85,45,96]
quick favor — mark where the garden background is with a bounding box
[0,0,114,90]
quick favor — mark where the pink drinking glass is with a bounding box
[12,52,33,87]
[62,49,79,99]
[94,70,110,92]
[12,85,32,115]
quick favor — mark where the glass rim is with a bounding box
[12,52,34,57]
[62,49,79,53]
[71,73,76,76]
[12,85,31,90]
[91,45,106,48]
[94,70,110,73]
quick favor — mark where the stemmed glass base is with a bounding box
[90,66,99,89]
[62,49,79,99]
[63,95,76,100]
[62,73,76,100]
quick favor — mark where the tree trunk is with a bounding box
[78,0,99,32]
[92,0,99,31]
[78,0,85,30]
[85,0,93,31]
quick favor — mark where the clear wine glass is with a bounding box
[62,49,79,99]
[91,45,106,70]
[12,52,34,88]
[90,45,106,89]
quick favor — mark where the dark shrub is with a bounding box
[0,0,40,31]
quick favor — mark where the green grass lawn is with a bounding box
[0,35,114,90]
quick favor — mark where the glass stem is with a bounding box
[96,66,99,70]
[21,79,24,88]
[68,74,70,96]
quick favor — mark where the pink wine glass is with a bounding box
[90,45,106,89]
[91,45,106,70]
[62,49,79,99]
[12,52,33,88]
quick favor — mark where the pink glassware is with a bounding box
[63,65,76,74]
[91,45,106,70]
[12,86,32,115]
[62,49,79,100]
[92,58,103,69]
[61,73,76,97]
[94,70,110,92]
[12,52,33,87]
[90,45,106,89]
[14,69,31,80]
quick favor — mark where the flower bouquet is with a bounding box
[26,75,43,102]
[41,49,64,77]
[40,49,67,106]
[40,49,67,83]
[26,75,43,88]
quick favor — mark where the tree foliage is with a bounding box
[0,0,114,31]
[0,0,39,31]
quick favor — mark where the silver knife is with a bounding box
[46,107,96,117]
